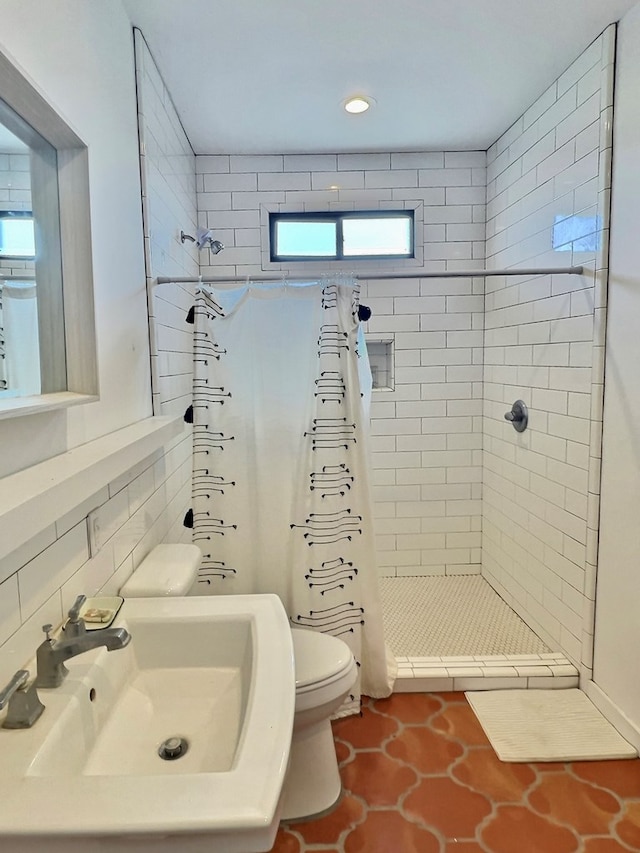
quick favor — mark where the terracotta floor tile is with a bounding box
[528,774,621,835]
[343,809,441,853]
[341,749,418,806]
[372,691,443,723]
[385,722,464,773]
[270,828,301,852]
[277,694,639,853]
[334,738,352,765]
[453,746,537,802]
[292,794,364,846]
[332,705,398,749]
[615,800,640,850]
[530,762,568,772]
[403,776,492,838]
[432,701,492,746]
[572,758,640,798]
[583,839,635,852]
[481,804,579,853]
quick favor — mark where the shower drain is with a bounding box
[158,736,189,761]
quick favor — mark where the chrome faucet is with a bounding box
[35,595,131,689]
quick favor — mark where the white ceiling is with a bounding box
[122,0,636,155]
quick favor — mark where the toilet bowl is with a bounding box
[282,628,357,820]
[120,545,358,821]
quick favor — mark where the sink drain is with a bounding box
[158,736,189,761]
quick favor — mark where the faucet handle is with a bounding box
[65,595,87,638]
[42,624,53,641]
[0,669,45,729]
[68,595,87,623]
[0,670,29,708]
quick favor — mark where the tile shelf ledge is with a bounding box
[0,392,99,420]
[0,415,183,563]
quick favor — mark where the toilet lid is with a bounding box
[292,628,355,689]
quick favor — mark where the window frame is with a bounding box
[269,210,415,263]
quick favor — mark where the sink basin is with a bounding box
[0,594,295,852]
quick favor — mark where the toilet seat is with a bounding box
[292,628,355,693]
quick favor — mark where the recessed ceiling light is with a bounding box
[344,96,373,115]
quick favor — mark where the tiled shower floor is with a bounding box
[379,575,578,691]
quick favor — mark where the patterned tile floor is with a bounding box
[271,692,640,853]
[379,576,550,658]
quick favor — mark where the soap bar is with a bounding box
[83,608,112,623]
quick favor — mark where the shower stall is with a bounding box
[140,23,615,693]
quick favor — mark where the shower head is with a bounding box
[195,227,214,249]
[180,228,224,254]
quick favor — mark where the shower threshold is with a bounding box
[380,575,578,693]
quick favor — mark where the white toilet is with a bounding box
[120,544,358,821]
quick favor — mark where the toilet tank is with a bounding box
[119,544,201,597]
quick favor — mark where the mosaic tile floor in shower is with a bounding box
[379,575,550,658]
[272,692,640,853]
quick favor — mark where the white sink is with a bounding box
[0,594,295,853]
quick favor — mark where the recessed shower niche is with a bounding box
[366,339,394,391]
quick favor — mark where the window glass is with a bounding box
[275,220,336,257]
[270,211,414,262]
[343,216,412,257]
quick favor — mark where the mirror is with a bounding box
[0,46,98,418]
[0,101,65,399]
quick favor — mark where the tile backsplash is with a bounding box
[0,437,191,685]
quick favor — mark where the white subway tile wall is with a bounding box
[134,29,195,540]
[482,27,614,670]
[0,441,192,685]
[196,149,487,578]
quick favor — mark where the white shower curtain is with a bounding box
[191,277,394,712]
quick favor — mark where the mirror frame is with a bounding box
[0,46,98,418]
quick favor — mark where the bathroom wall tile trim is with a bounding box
[395,652,578,692]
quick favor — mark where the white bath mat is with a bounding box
[466,689,637,762]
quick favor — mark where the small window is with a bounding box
[270,211,414,262]
[0,211,35,258]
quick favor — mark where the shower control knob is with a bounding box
[504,400,528,432]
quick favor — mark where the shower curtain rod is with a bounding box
[155,266,584,285]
